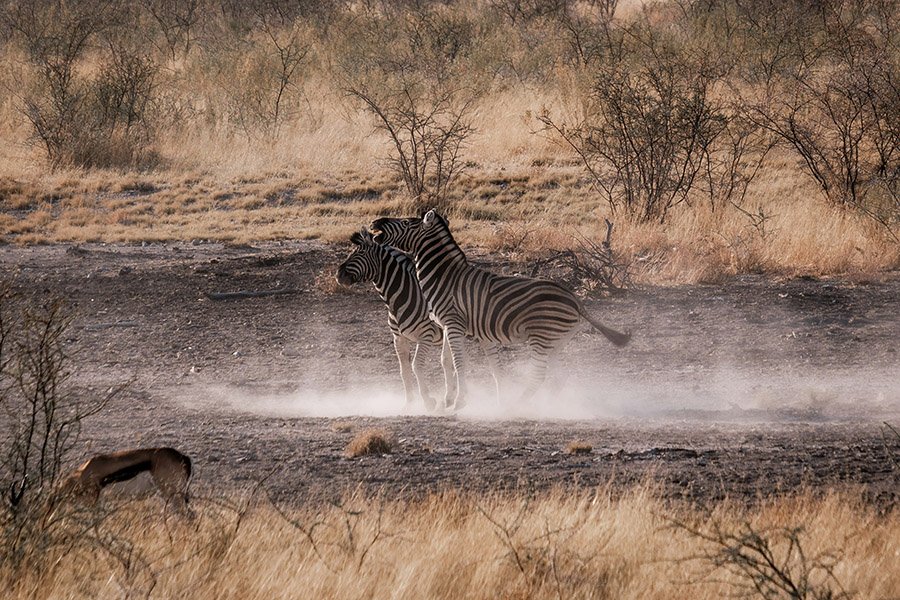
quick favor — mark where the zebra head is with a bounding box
[336,229,383,286]
[370,210,449,255]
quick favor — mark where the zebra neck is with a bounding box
[373,250,412,306]
[414,232,468,296]
[414,230,467,269]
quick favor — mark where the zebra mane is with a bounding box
[350,228,373,246]
[384,244,415,271]
[425,210,467,263]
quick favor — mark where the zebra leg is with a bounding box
[440,335,456,411]
[520,342,553,403]
[442,321,469,410]
[523,327,577,402]
[411,343,437,412]
[482,343,503,405]
[393,334,417,407]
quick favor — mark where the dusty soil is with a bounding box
[1,242,898,507]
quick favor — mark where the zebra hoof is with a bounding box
[422,397,437,413]
[433,401,454,416]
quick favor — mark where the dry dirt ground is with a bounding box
[1,242,898,507]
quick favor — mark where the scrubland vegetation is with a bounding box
[2,6,898,597]
[0,0,897,281]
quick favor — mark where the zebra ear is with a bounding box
[422,209,436,226]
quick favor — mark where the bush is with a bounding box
[338,6,485,211]
[541,21,726,223]
[733,0,900,233]
[3,0,159,168]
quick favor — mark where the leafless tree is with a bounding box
[350,86,475,211]
[489,0,568,25]
[0,288,116,569]
[144,0,204,61]
[339,7,483,210]
[226,13,310,139]
[540,48,723,223]
[555,0,622,68]
[739,1,900,234]
[258,17,309,134]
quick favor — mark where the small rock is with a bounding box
[189,365,201,374]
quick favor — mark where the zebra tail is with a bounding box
[578,307,631,347]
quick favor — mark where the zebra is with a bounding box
[336,229,452,411]
[370,210,630,410]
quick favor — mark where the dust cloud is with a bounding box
[172,365,898,422]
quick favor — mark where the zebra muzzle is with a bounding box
[336,269,355,286]
[369,218,387,242]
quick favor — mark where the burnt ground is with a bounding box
[1,241,898,507]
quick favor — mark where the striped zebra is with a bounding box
[370,210,630,409]
[336,229,452,411]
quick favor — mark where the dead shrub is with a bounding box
[540,22,726,224]
[528,220,631,294]
[675,519,851,600]
[338,7,483,212]
[4,1,160,168]
[144,0,203,61]
[345,429,394,458]
[737,1,900,237]
[224,16,311,139]
[0,286,120,573]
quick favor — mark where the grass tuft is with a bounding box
[345,428,394,457]
[565,440,593,455]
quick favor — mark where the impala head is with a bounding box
[336,229,383,286]
[370,209,448,254]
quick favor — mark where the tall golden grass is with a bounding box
[5,487,897,599]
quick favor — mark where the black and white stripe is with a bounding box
[370,211,630,409]
[336,230,450,410]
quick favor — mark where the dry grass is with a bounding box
[3,487,897,599]
[1,103,895,283]
[345,428,394,457]
[565,440,594,455]
[0,151,896,284]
